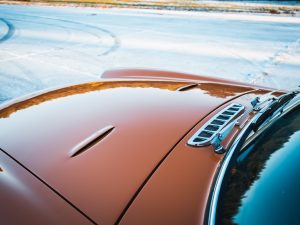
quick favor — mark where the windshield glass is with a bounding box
[216,106,300,225]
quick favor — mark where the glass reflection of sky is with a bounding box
[234,130,300,225]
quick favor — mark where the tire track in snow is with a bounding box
[0,13,111,104]
[39,15,121,56]
[0,17,74,62]
[0,11,120,57]
[0,18,15,43]
[0,18,110,77]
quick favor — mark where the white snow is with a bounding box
[0,4,299,103]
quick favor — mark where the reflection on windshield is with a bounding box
[217,106,300,225]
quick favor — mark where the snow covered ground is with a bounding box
[0,4,299,103]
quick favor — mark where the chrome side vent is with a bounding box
[187,103,244,147]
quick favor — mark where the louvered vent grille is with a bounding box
[187,103,244,147]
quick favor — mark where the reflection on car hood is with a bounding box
[0,80,254,224]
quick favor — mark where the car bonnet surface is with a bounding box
[0,80,254,224]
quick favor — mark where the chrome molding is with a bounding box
[207,94,300,225]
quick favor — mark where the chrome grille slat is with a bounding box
[187,103,245,147]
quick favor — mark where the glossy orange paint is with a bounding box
[0,150,91,225]
[118,92,264,225]
[0,75,275,225]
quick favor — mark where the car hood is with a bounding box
[0,80,254,224]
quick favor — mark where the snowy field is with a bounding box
[0,4,299,103]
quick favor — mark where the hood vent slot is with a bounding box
[70,125,114,157]
[176,83,198,92]
[187,103,244,147]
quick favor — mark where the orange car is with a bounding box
[0,69,299,225]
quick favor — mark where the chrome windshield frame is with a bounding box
[207,92,300,225]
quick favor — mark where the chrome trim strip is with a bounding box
[207,94,300,225]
